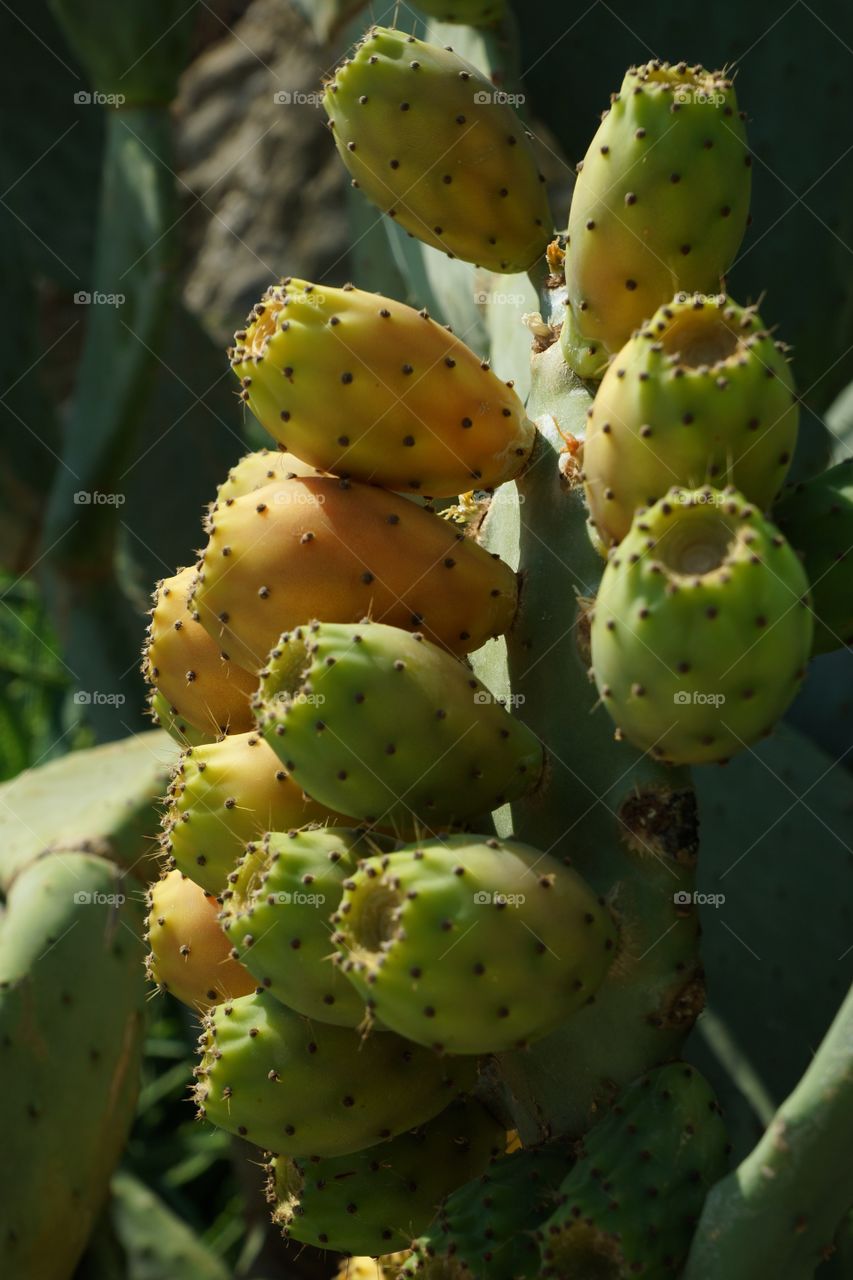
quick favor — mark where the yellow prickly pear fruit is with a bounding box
[191,475,518,674]
[230,278,536,497]
[145,869,256,1009]
[143,566,257,738]
[213,448,326,508]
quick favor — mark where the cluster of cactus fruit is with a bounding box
[140,13,852,1279]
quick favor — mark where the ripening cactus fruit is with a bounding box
[143,566,257,738]
[561,62,750,378]
[538,1064,730,1279]
[774,458,853,654]
[266,1099,505,1255]
[229,278,535,496]
[161,732,351,895]
[323,28,551,274]
[583,294,799,548]
[191,475,518,673]
[255,621,544,827]
[148,689,213,747]
[413,0,506,25]
[145,869,256,1009]
[194,990,477,1156]
[591,487,813,764]
[406,1142,576,1280]
[212,448,325,509]
[332,836,616,1053]
[220,827,396,1027]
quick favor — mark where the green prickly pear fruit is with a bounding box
[146,869,257,1009]
[161,731,351,896]
[323,28,551,274]
[190,475,518,674]
[583,294,799,548]
[194,989,477,1156]
[148,688,214,747]
[332,835,616,1053]
[230,278,535,496]
[405,1141,575,1280]
[774,458,853,654]
[214,448,325,508]
[220,827,396,1027]
[591,487,813,765]
[255,621,544,827]
[266,1099,505,1255]
[143,566,257,738]
[413,0,506,25]
[561,62,750,378]
[537,1064,729,1279]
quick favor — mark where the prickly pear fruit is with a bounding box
[194,990,477,1156]
[161,732,351,896]
[146,869,256,1009]
[213,448,325,508]
[266,1099,505,1255]
[191,475,518,674]
[405,1142,575,1280]
[323,28,550,274]
[591,487,812,764]
[561,62,750,378]
[221,827,396,1027]
[538,1064,729,1279]
[148,688,213,747]
[143,566,257,737]
[230,278,535,496]
[333,835,616,1053]
[774,458,853,654]
[583,294,798,547]
[256,621,544,827]
[336,1257,409,1280]
[413,0,506,25]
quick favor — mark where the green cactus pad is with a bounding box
[591,487,813,764]
[774,458,853,654]
[194,990,477,1157]
[406,1141,575,1280]
[414,0,506,25]
[255,621,544,828]
[221,826,396,1027]
[161,732,351,895]
[229,278,535,497]
[332,835,616,1053]
[266,1099,505,1255]
[561,62,750,378]
[324,28,551,275]
[538,1064,729,1279]
[583,294,798,547]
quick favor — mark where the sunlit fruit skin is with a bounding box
[590,487,813,765]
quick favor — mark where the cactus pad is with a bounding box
[194,990,477,1156]
[591,487,812,764]
[255,621,544,827]
[333,835,616,1053]
[583,294,798,547]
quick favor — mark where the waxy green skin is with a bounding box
[266,1099,504,1256]
[561,62,750,378]
[324,28,551,275]
[591,487,813,764]
[221,827,395,1028]
[194,990,477,1157]
[405,1141,576,1280]
[774,457,853,654]
[583,294,799,548]
[538,1064,729,1279]
[255,621,544,829]
[333,835,616,1054]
